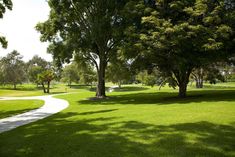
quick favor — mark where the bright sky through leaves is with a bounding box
[0,0,52,61]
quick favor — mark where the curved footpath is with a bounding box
[0,94,69,133]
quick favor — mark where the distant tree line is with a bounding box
[0,50,99,93]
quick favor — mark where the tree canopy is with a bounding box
[0,50,26,89]
[124,0,235,97]
[36,0,130,98]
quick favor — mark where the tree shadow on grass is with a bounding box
[0,109,38,119]
[77,109,118,115]
[78,89,235,105]
[112,86,149,92]
[0,111,234,157]
[69,85,149,93]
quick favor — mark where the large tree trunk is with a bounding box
[42,83,46,93]
[178,81,188,98]
[47,81,50,93]
[174,69,192,98]
[96,60,106,98]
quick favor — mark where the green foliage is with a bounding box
[28,66,44,84]
[124,0,235,97]
[145,74,156,87]
[0,50,26,89]
[79,66,97,87]
[36,0,131,97]
[61,63,80,86]
[27,55,50,86]
[136,71,147,85]
[106,60,131,87]
[136,70,157,87]
[0,0,12,48]
[37,70,55,93]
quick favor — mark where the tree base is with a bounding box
[87,96,109,101]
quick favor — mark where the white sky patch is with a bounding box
[0,0,52,61]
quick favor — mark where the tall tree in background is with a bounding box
[0,50,26,89]
[0,0,12,48]
[36,0,129,98]
[106,60,131,88]
[37,70,55,93]
[125,0,234,97]
[61,63,80,87]
[27,55,50,86]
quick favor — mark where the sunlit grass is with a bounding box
[0,83,78,97]
[0,100,44,119]
[0,84,235,157]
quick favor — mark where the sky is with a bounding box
[0,0,52,61]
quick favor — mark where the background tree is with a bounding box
[136,71,148,85]
[36,0,130,98]
[79,66,97,88]
[37,70,55,93]
[106,60,131,88]
[27,55,49,87]
[124,0,234,97]
[61,63,80,87]
[0,0,12,48]
[0,50,26,89]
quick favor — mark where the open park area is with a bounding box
[0,83,235,157]
[0,0,235,156]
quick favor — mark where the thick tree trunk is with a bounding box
[42,83,46,93]
[178,81,188,98]
[47,81,50,93]
[96,61,106,98]
[174,69,192,98]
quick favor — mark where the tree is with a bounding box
[0,50,26,89]
[191,64,228,88]
[28,66,44,86]
[125,0,234,97]
[106,60,131,88]
[0,0,12,48]
[79,65,97,88]
[36,0,130,98]
[27,55,49,86]
[37,70,55,93]
[27,55,49,68]
[61,63,80,87]
[136,71,148,85]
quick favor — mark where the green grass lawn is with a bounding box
[0,83,78,97]
[0,85,235,157]
[0,100,44,119]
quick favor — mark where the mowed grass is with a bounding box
[0,83,77,97]
[0,100,44,119]
[0,84,235,157]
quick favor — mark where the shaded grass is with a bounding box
[0,85,235,156]
[0,100,44,119]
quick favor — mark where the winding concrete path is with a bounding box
[0,95,69,133]
[108,85,119,92]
